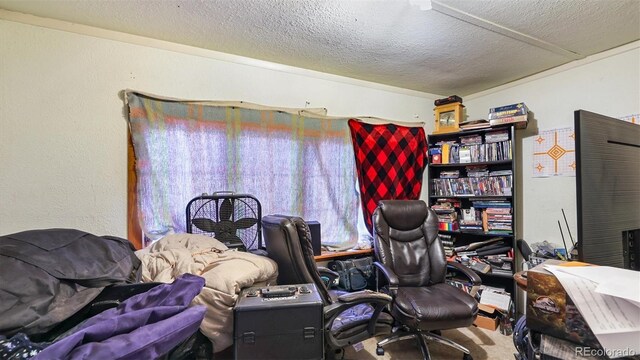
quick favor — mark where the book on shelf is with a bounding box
[470,260,491,274]
[485,130,509,143]
[471,198,510,205]
[460,119,491,131]
[488,102,528,120]
[459,134,483,145]
[432,199,461,232]
[485,207,512,214]
[441,143,451,164]
[466,165,489,177]
[460,206,483,232]
[450,145,460,163]
[439,221,459,231]
[489,169,512,176]
[489,114,528,129]
[428,147,442,164]
[434,198,462,206]
[461,207,477,221]
[440,170,460,179]
[459,147,472,163]
[438,233,456,256]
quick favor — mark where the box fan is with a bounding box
[186,192,262,252]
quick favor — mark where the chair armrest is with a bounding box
[323,290,391,348]
[335,290,392,304]
[373,261,399,295]
[447,261,482,286]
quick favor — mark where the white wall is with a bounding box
[0,17,436,237]
[464,43,640,250]
[3,14,638,246]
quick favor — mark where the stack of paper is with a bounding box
[544,264,640,358]
[479,285,511,311]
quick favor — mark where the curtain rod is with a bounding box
[124,89,328,116]
[124,89,426,126]
[352,116,426,127]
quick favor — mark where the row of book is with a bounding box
[439,233,456,256]
[430,140,512,164]
[484,130,509,143]
[472,199,513,235]
[431,199,513,235]
[430,175,513,197]
[432,200,459,234]
[470,198,511,207]
[439,167,512,179]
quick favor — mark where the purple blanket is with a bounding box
[35,274,206,360]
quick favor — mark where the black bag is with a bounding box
[327,256,376,292]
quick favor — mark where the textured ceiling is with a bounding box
[1,0,638,96]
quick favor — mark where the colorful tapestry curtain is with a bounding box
[348,119,428,234]
[127,92,359,248]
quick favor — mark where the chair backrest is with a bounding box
[372,200,446,287]
[261,215,332,305]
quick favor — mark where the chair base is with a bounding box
[376,327,472,360]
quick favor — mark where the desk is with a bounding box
[313,248,373,261]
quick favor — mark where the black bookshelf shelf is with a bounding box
[428,124,517,306]
[428,159,512,168]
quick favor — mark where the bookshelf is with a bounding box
[427,124,517,304]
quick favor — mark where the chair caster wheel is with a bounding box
[463,353,473,360]
[376,346,385,356]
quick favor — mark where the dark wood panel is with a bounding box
[127,131,143,250]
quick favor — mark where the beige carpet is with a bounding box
[342,326,516,360]
[218,326,517,359]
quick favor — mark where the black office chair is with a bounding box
[262,214,393,359]
[372,200,482,360]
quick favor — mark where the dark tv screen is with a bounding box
[575,110,640,268]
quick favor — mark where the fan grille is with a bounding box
[186,195,262,250]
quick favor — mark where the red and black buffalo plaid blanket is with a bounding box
[348,119,427,234]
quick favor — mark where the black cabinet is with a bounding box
[427,125,517,304]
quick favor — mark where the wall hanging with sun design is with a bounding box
[533,127,576,177]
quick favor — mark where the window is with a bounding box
[127,92,359,249]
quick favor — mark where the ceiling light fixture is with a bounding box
[408,0,432,11]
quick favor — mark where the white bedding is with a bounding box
[136,233,278,351]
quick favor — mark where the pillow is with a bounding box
[148,233,229,252]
